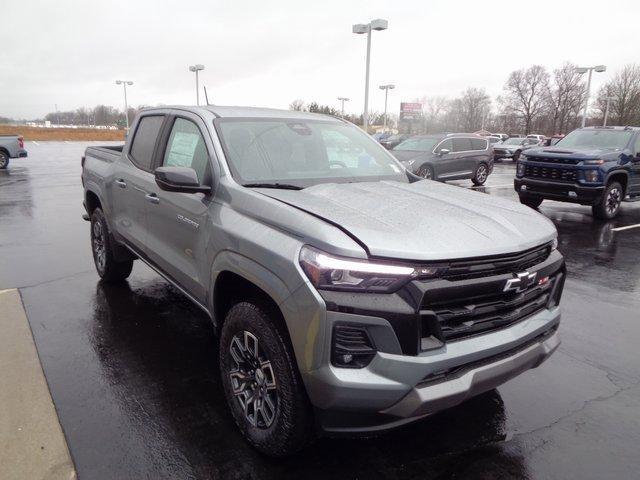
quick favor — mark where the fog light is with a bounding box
[341,354,353,364]
[521,185,527,192]
[568,191,577,198]
[516,162,525,176]
[584,170,599,182]
[332,324,376,368]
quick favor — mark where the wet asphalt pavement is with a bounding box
[1,142,639,479]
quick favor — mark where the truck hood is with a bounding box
[256,180,556,261]
[525,146,624,160]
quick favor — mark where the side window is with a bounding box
[452,137,472,152]
[130,115,164,170]
[163,118,209,183]
[471,138,488,150]
[435,138,453,153]
[634,135,640,156]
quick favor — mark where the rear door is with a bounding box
[145,113,214,303]
[110,114,165,252]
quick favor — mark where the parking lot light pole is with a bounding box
[115,80,134,131]
[337,97,350,116]
[352,19,388,133]
[576,65,606,128]
[188,64,205,105]
[603,96,615,126]
[379,84,395,132]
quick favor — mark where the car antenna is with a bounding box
[204,86,211,105]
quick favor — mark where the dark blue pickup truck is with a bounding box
[514,126,640,219]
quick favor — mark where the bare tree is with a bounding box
[423,95,448,133]
[595,64,640,125]
[503,65,550,134]
[289,99,306,111]
[457,88,491,132]
[547,63,585,134]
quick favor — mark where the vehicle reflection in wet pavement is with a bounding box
[5,145,640,479]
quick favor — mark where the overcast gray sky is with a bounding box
[2,0,638,119]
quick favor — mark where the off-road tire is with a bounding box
[0,151,9,169]
[220,302,313,457]
[592,181,623,220]
[90,208,133,282]
[519,194,543,209]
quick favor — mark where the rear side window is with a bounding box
[163,118,209,183]
[130,115,164,170]
[471,138,488,150]
[634,134,640,156]
[452,138,472,152]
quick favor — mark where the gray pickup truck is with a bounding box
[81,106,565,456]
[0,134,28,169]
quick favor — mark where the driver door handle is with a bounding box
[115,179,127,188]
[145,193,160,205]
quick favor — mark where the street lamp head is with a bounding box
[115,80,122,85]
[370,18,388,31]
[126,81,133,85]
[352,23,368,34]
[189,66,196,72]
[189,64,205,72]
[595,65,607,73]
[195,64,205,71]
[338,97,350,101]
[576,67,589,74]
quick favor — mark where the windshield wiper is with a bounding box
[242,182,304,190]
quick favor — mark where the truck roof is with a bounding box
[581,125,640,131]
[142,105,341,122]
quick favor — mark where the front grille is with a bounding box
[440,243,551,281]
[527,155,581,165]
[524,164,577,182]
[429,275,557,341]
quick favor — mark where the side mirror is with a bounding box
[438,148,450,156]
[154,166,211,194]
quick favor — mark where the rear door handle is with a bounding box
[115,179,127,188]
[145,193,160,205]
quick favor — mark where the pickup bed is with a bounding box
[82,106,565,456]
[0,134,27,169]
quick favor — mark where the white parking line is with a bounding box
[31,141,39,145]
[612,224,640,232]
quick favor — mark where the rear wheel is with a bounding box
[220,302,313,457]
[472,163,489,186]
[519,194,543,209]
[417,164,434,180]
[90,208,133,281]
[592,181,623,220]
[0,152,9,169]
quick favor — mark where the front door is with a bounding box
[432,138,456,178]
[630,135,640,195]
[145,114,214,303]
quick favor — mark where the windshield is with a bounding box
[216,119,407,187]
[503,138,524,145]
[393,137,439,152]
[555,129,634,150]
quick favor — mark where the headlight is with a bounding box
[516,162,525,176]
[583,170,599,182]
[551,238,558,251]
[299,246,442,292]
[519,153,528,160]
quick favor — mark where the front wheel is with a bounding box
[220,302,313,457]
[519,194,543,209]
[417,164,434,180]
[592,181,623,220]
[90,208,133,281]
[0,152,9,169]
[472,163,489,186]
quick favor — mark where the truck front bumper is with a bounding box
[309,306,560,434]
[514,177,604,205]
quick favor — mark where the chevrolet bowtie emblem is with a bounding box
[504,271,537,293]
